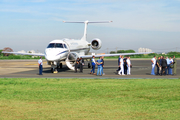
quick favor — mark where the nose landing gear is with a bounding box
[51,68,55,73]
[51,63,63,73]
[51,67,58,73]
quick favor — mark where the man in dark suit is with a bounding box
[173,55,177,75]
[79,57,84,73]
[75,57,79,73]
[124,57,127,75]
[156,57,161,75]
[160,56,167,75]
[117,55,121,73]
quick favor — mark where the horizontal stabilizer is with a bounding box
[63,20,113,23]
[63,20,112,41]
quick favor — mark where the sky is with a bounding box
[0,0,180,53]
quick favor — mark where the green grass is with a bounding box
[0,78,180,119]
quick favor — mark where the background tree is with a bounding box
[0,50,3,55]
[110,51,116,54]
[2,47,13,56]
[117,49,135,53]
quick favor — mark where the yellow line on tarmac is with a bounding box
[25,62,44,66]
[25,64,38,65]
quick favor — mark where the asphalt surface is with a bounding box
[0,59,179,78]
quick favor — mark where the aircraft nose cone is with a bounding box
[45,49,59,61]
[45,48,67,61]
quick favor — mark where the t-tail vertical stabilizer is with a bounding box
[63,20,112,41]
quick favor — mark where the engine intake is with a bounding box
[91,38,102,50]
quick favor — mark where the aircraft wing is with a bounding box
[2,51,45,56]
[80,52,154,59]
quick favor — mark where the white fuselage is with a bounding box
[45,39,90,63]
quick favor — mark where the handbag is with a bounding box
[170,64,174,68]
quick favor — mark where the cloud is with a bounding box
[57,0,180,32]
[1,0,180,32]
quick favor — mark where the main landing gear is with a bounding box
[88,63,91,68]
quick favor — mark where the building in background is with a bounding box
[18,50,26,53]
[27,50,35,53]
[138,48,152,53]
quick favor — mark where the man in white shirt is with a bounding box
[90,56,96,75]
[38,57,43,75]
[118,56,124,75]
[151,56,156,75]
[166,57,170,75]
[127,56,131,75]
[169,57,173,75]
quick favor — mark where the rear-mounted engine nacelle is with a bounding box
[91,38,102,50]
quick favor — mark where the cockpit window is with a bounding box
[64,44,67,48]
[47,43,64,48]
[47,43,55,48]
[56,43,63,48]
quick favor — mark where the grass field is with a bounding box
[0,78,180,119]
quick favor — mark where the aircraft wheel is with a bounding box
[88,63,91,68]
[51,68,54,73]
[60,63,62,68]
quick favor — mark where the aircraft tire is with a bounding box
[60,63,62,68]
[88,63,91,68]
[51,68,54,73]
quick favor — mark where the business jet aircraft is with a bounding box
[3,20,152,73]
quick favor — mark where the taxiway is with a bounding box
[0,59,179,78]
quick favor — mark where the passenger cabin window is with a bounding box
[47,43,64,48]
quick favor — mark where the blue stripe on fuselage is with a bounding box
[56,50,68,56]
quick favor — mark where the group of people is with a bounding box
[75,57,84,73]
[38,55,177,76]
[151,55,177,75]
[117,55,131,75]
[90,56,105,76]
